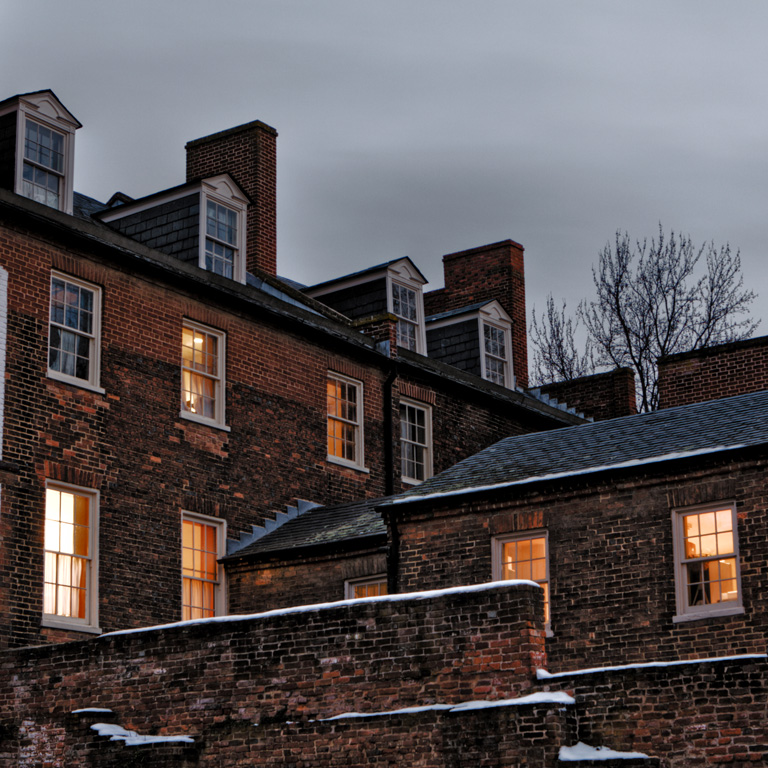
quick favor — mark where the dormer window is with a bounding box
[0,90,80,214]
[23,120,65,208]
[205,200,239,279]
[97,173,248,284]
[386,260,426,354]
[482,322,509,386]
[391,281,419,351]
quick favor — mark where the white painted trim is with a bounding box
[14,94,78,215]
[387,272,427,355]
[181,510,227,619]
[180,319,227,429]
[42,481,101,633]
[399,397,433,484]
[199,177,248,285]
[47,271,102,391]
[327,371,367,471]
[671,501,743,622]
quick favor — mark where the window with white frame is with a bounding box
[327,373,365,469]
[482,322,509,387]
[48,273,101,390]
[199,176,247,284]
[205,200,239,279]
[400,399,432,484]
[43,484,99,631]
[23,120,65,209]
[391,282,420,352]
[345,575,388,599]
[673,504,742,621]
[180,321,227,428]
[182,512,225,620]
[493,532,550,625]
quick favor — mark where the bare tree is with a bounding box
[530,295,593,385]
[530,226,759,411]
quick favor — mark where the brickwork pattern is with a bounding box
[393,453,768,672]
[425,240,529,388]
[537,367,637,421]
[0,583,547,766]
[186,121,278,276]
[658,335,768,409]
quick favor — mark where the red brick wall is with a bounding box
[658,335,768,409]
[391,451,768,672]
[0,220,389,646]
[536,367,637,421]
[185,120,278,276]
[227,549,387,614]
[0,583,546,765]
[425,240,529,388]
[542,656,768,765]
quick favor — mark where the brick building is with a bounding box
[0,89,583,648]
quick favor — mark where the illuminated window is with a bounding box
[23,120,65,209]
[180,321,226,428]
[327,373,364,469]
[673,505,742,621]
[48,273,101,390]
[493,533,550,625]
[345,575,388,599]
[43,485,98,630]
[182,513,225,620]
[482,322,509,387]
[400,399,432,484]
[204,200,238,279]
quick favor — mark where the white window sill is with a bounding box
[47,371,105,395]
[402,476,428,486]
[327,455,370,474]
[42,616,102,634]
[673,605,744,624]
[179,411,231,432]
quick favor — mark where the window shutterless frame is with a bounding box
[345,574,388,599]
[326,372,367,471]
[180,319,229,431]
[47,272,104,393]
[42,481,100,633]
[492,530,551,632]
[400,398,433,484]
[181,511,226,620]
[672,502,743,623]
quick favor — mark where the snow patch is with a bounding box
[321,691,575,721]
[537,653,767,680]
[72,708,114,714]
[90,723,194,746]
[559,741,649,761]
[103,580,540,637]
[390,444,746,505]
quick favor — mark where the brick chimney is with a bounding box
[424,240,528,388]
[186,119,277,276]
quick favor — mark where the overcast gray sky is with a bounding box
[3,1,767,338]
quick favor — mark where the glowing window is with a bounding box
[346,576,388,599]
[327,373,364,468]
[44,486,97,628]
[182,514,224,620]
[181,321,225,428]
[494,533,550,625]
[674,505,742,621]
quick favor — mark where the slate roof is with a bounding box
[303,256,426,294]
[426,301,494,323]
[387,388,768,506]
[224,496,389,560]
[73,192,108,220]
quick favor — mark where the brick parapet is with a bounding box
[658,334,768,409]
[535,367,637,421]
[0,583,545,765]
